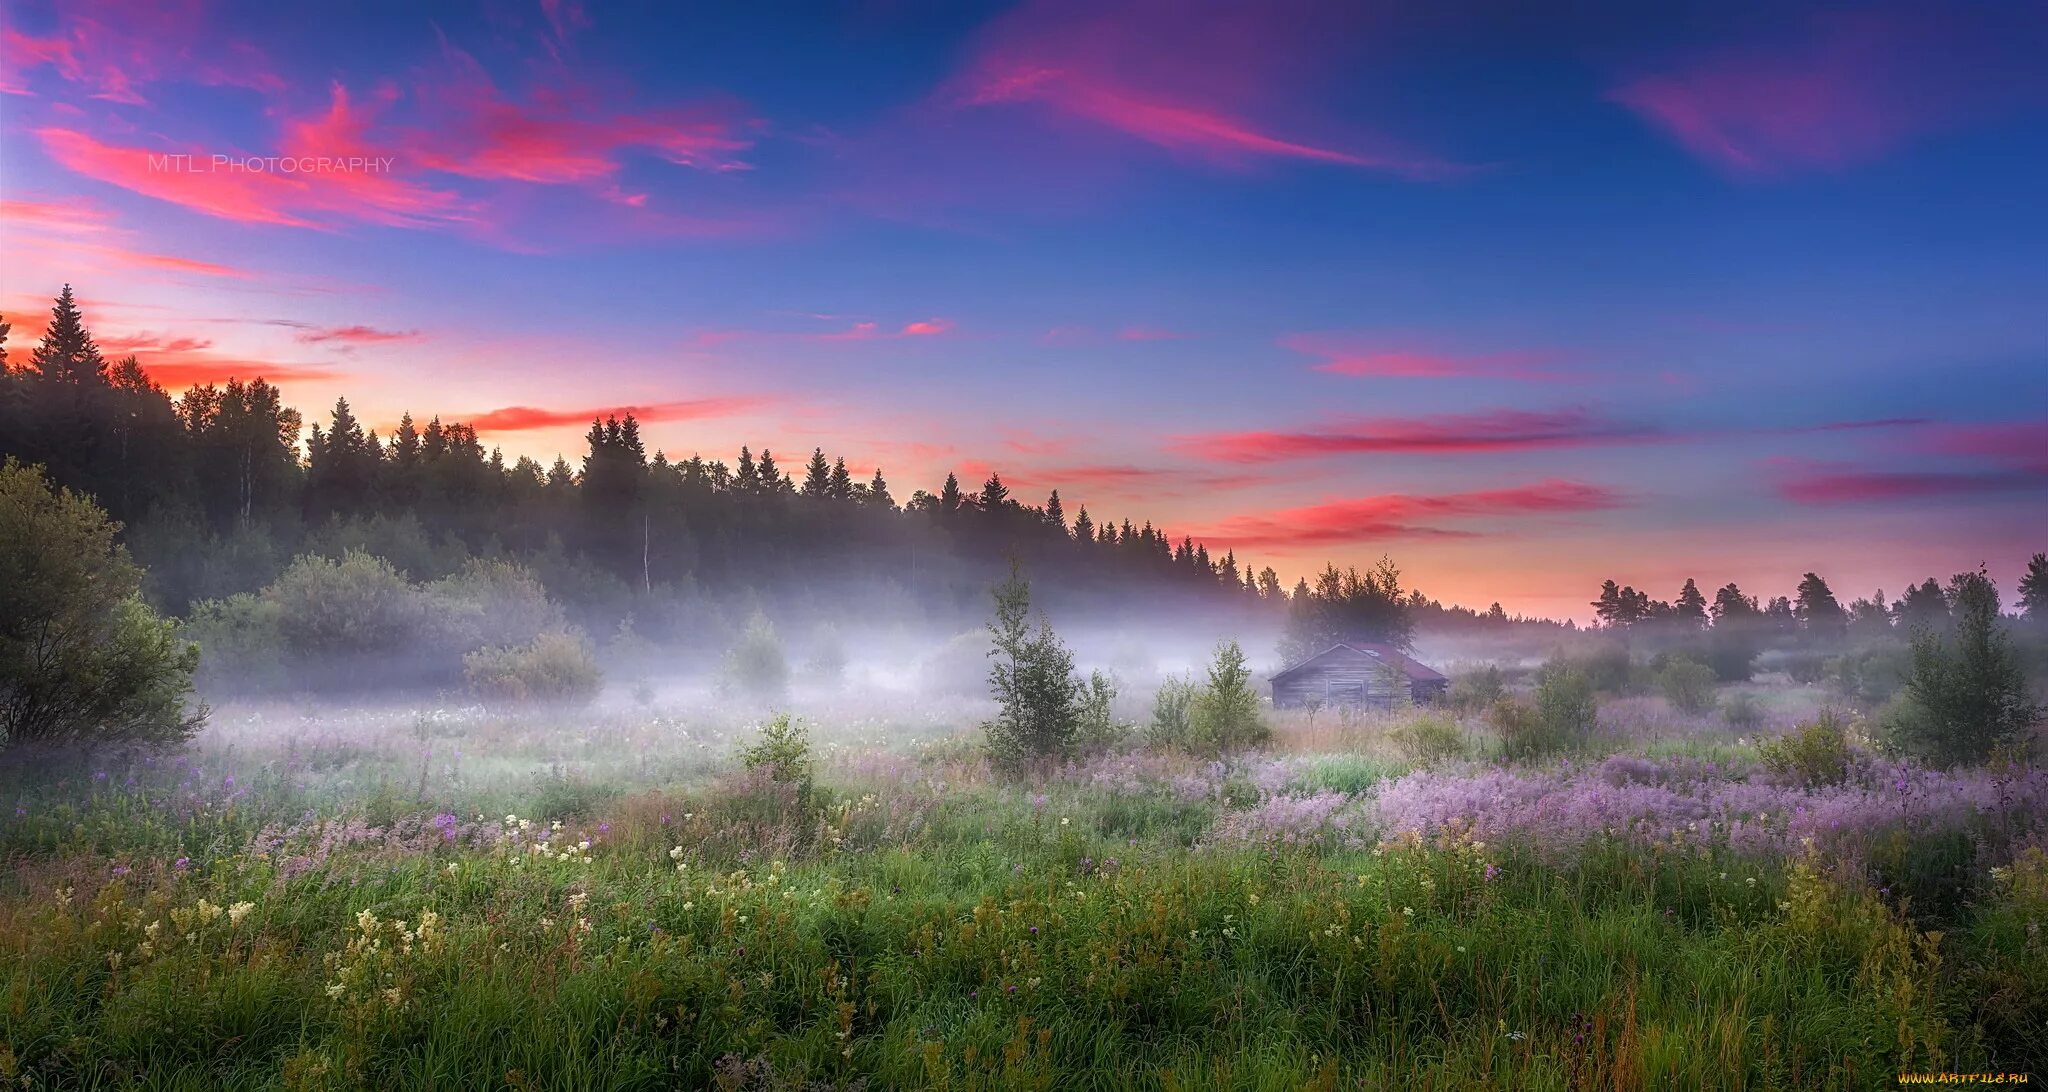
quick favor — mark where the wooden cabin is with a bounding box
[1268,643,1449,710]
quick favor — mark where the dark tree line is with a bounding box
[0,287,1337,643]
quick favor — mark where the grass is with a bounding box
[1,694,2043,1089]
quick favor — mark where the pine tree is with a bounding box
[757,448,786,493]
[2018,553,2048,624]
[28,285,106,389]
[981,563,1080,769]
[1794,571,1847,641]
[1711,583,1758,624]
[1071,506,1094,545]
[863,468,895,509]
[978,472,1009,511]
[1892,569,2040,766]
[1044,490,1065,531]
[1675,578,1708,627]
[939,472,963,513]
[802,448,833,498]
[828,456,853,501]
[735,446,759,493]
[1896,579,1949,632]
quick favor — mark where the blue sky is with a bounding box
[3,0,2045,617]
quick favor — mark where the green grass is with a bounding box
[1,712,2042,1089]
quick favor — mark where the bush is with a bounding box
[0,460,203,748]
[738,713,814,807]
[1702,629,1760,682]
[1779,651,1827,685]
[1146,675,1199,750]
[1721,691,1764,732]
[722,611,790,700]
[1445,664,1505,714]
[265,549,426,657]
[1387,711,1469,767]
[982,566,1081,769]
[182,592,287,693]
[1757,709,1855,787]
[462,630,602,705]
[1655,657,1719,714]
[1560,642,1642,694]
[1076,670,1127,752]
[1495,666,1597,762]
[1825,644,1912,706]
[1189,640,1268,755]
[1887,571,2041,767]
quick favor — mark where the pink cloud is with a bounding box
[399,45,756,184]
[2,194,256,278]
[1612,9,2047,176]
[1199,480,1629,548]
[1176,409,1925,464]
[0,3,281,104]
[1775,467,2047,506]
[466,397,772,432]
[950,1,1465,179]
[1283,333,1572,381]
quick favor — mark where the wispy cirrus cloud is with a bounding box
[1612,7,2048,176]
[949,0,1467,179]
[1,195,255,278]
[1,3,281,104]
[1198,479,1630,548]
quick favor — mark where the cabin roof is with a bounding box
[1268,643,1448,684]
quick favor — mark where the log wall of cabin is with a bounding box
[1271,650,1418,709]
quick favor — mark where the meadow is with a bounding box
[3,685,2044,1090]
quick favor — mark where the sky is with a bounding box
[3,0,2045,621]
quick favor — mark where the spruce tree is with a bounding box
[2018,553,2048,624]
[802,448,832,498]
[939,472,963,513]
[978,472,1009,511]
[828,456,853,500]
[1044,489,1065,531]
[1071,506,1094,544]
[863,468,894,509]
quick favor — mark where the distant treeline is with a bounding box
[0,285,1561,655]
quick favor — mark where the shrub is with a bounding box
[1573,642,1644,695]
[1,460,203,748]
[1825,644,1912,706]
[1146,675,1199,750]
[1655,657,1719,714]
[1779,651,1827,685]
[1189,640,1268,755]
[1758,709,1855,787]
[462,630,602,705]
[1702,629,1760,682]
[427,558,565,652]
[738,713,814,807]
[182,592,287,693]
[1536,665,1598,738]
[1495,666,1597,762]
[722,610,790,700]
[1445,664,1505,713]
[264,549,426,657]
[1487,698,1549,762]
[1076,670,1127,751]
[1722,691,1765,732]
[1887,571,2041,767]
[804,623,847,683]
[982,565,1081,769]
[1387,711,1469,767]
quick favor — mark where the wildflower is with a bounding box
[446,862,459,874]
[1401,906,1414,917]
[1059,816,1070,826]
[174,857,191,872]
[228,902,255,926]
